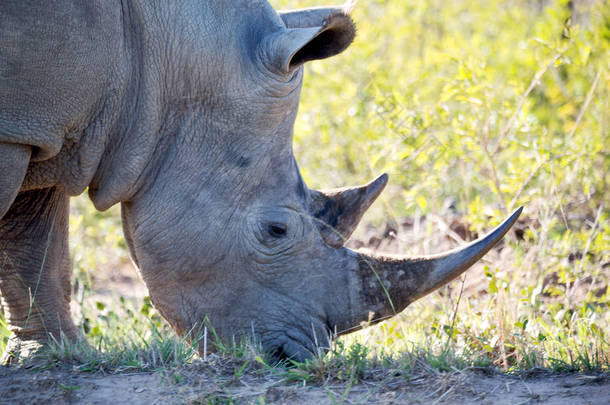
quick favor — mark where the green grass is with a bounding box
[1,0,609,376]
[36,297,200,372]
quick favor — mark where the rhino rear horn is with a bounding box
[262,6,356,74]
[311,173,388,247]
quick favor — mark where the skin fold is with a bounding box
[0,143,30,219]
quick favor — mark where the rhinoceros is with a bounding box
[0,0,522,363]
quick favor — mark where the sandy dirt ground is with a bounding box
[1,364,609,404]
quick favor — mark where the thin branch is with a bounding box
[443,274,466,355]
[568,204,603,302]
[509,157,548,210]
[567,68,602,139]
[483,145,508,213]
[492,52,564,155]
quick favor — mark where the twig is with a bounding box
[444,274,467,354]
[549,163,570,231]
[567,68,602,139]
[431,381,459,404]
[491,52,565,155]
[433,214,466,244]
[509,157,548,210]
[569,204,604,302]
[483,145,508,213]
[203,326,207,361]
[520,375,533,396]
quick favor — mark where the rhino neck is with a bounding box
[6,1,128,197]
[88,0,167,210]
[89,0,290,210]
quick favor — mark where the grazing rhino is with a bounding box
[0,0,522,363]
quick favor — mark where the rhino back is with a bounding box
[0,0,127,194]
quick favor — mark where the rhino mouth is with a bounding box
[271,339,316,364]
[271,342,309,364]
[264,324,331,364]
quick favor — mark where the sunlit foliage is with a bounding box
[279,0,609,371]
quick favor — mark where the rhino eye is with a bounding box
[267,223,287,238]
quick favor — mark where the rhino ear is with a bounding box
[278,2,356,29]
[264,6,356,74]
[310,173,388,248]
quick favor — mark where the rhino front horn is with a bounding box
[336,207,523,332]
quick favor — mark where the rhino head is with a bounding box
[86,2,521,361]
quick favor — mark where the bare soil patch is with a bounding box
[1,364,608,404]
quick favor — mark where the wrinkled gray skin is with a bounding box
[0,0,522,363]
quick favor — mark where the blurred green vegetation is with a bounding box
[280,0,609,371]
[289,0,608,219]
[1,0,608,372]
